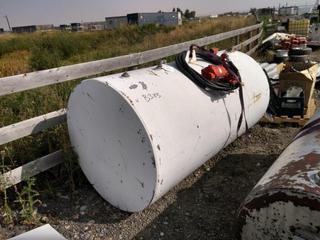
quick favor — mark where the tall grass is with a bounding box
[0,51,30,76]
[0,16,255,77]
[0,16,256,225]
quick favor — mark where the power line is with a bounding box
[4,15,11,31]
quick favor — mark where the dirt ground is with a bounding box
[1,124,299,240]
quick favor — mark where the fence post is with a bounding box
[249,31,254,51]
[236,35,240,46]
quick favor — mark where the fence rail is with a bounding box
[0,109,67,146]
[1,150,63,190]
[0,23,262,97]
[0,22,263,189]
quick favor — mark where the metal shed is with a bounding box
[127,12,182,26]
[279,6,299,16]
[105,16,127,29]
[12,25,37,33]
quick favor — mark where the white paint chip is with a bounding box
[9,224,67,240]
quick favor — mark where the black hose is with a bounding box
[175,45,248,133]
[263,69,281,115]
[175,49,240,92]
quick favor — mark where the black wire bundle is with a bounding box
[175,46,240,92]
[175,45,248,133]
[263,69,281,115]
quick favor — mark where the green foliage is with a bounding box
[29,33,87,70]
[0,36,33,57]
[174,7,196,19]
[0,16,255,75]
[2,190,14,225]
[0,149,14,225]
[15,178,41,223]
[29,47,61,70]
[27,25,176,70]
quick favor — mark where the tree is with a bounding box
[172,8,176,12]
[184,9,190,18]
[175,7,196,19]
[250,8,257,15]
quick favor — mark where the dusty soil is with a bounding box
[1,124,298,240]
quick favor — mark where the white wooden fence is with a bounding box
[0,22,263,189]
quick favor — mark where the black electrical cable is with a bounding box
[175,44,248,133]
[263,69,281,115]
[175,48,239,92]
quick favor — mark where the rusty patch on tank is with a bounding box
[238,191,320,239]
[276,152,320,177]
[86,92,95,102]
[238,119,320,239]
[151,155,156,168]
[139,81,148,90]
[299,118,320,133]
[135,177,144,188]
[120,91,134,106]
[243,191,320,212]
[295,125,320,141]
[253,93,262,103]
[129,84,138,90]
[239,153,320,236]
[252,152,320,196]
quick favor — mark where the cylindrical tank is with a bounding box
[238,111,320,240]
[67,51,269,212]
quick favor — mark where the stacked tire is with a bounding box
[288,47,312,62]
[274,50,288,63]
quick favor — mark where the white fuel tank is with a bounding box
[67,51,269,212]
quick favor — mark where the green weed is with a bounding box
[15,178,41,224]
[0,149,14,225]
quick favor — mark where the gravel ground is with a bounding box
[1,124,298,240]
[4,48,320,240]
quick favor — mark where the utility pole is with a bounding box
[4,15,11,31]
[315,0,320,11]
[316,0,320,23]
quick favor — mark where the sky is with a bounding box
[0,0,316,30]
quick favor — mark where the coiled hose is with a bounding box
[175,45,248,134]
[175,45,240,92]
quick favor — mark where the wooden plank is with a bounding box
[232,30,262,51]
[0,23,262,97]
[246,27,262,55]
[0,150,63,190]
[247,42,260,55]
[262,116,309,126]
[236,35,240,45]
[249,30,254,50]
[305,98,317,119]
[261,114,310,126]
[0,109,66,145]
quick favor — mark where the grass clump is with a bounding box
[15,178,41,224]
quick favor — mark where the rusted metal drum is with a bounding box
[238,111,320,240]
